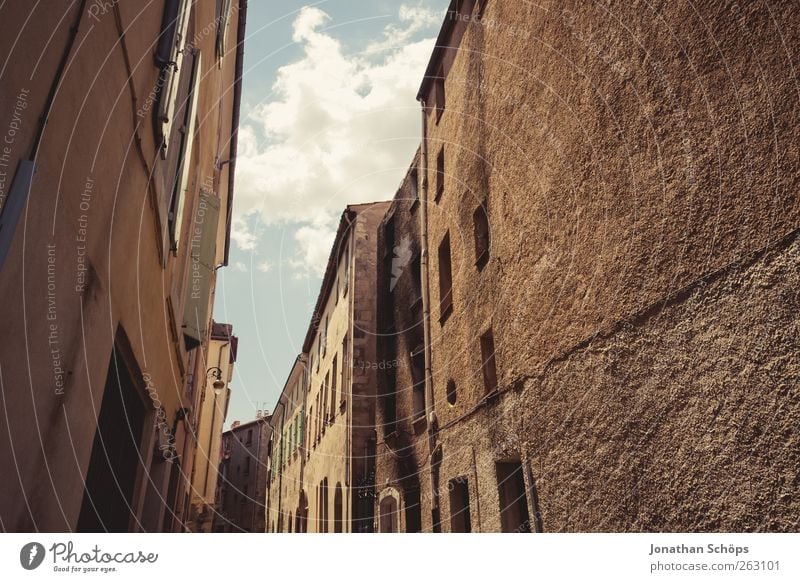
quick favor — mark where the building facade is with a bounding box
[373,0,799,532]
[188,322,237,532]
[265,202,391,533]
[266,356,309,532]
[214,417,271,532]
[0,0,246,531]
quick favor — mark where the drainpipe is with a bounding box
[417,98,439,520]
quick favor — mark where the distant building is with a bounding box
[187,322,237,532]
[265,202,391,532]
[214,416,271,532]
[0,0,246,531]
[266,356,308,532]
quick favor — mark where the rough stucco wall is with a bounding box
[374,156,434,531]
[413,0,799,532]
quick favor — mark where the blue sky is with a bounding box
[213,1,448,427]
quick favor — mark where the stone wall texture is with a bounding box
[375,0,799,532]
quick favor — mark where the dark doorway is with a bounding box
[77,343,147,532]
[404,486,422,533]
[448,476,472,533]
[496,460,531,533]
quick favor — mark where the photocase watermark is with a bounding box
[0,87,30,208]
[190,180,214,300]
[75,175,94,294]
[21,541,159,574]
[45,243,66,396]
[449,8,533,40]
[390,235,412,292]
[355,357,403,372]
[19,542,45,570]
[87,0,120,22]
[142,373,178,461]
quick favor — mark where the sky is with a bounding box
[212,1,449,427]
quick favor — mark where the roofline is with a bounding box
[416,0,459,101]
[224,416,270,434]
[300,207,355,353]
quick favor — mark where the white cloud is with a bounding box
[231,3,440,277]
[257,260,274,273]
[230,215,258,251]
[234,261,248,272]
[288,218,338,279]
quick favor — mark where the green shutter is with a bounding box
[299,406,305,445]
[182,190,220,350]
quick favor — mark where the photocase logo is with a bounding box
[390,235,413,291]
[19,542,45,570]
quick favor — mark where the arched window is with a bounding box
[379,496,398,533]
[334,483,343,533]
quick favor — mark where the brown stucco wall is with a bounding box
[376,0,799,532]
[0,0,242,531]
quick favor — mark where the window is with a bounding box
[330,355,338,420]
[319,478,329,533]
[446,379,457,405]
[342,238,351,296]
[434,65,445,122]
[167,49,202,251]
[323,315,328,356]
[244,456,250,476]
[449,477,472,533]
[155,0,192,157]
[496,461,531,533]
[333,483,343,533]
[405,487,422,533]
[246,429,252,445]
[379,494,398,533]
[409,168,419,208]
[473,201,490,270]
[435,147,445,202]
[322,373,329,433]
[480,328,498,394]
[242,484,248,502]
[438,232,453,322]
[410,345,425,421]
[340,336,349,409]
[307,406,313,451]
[410,253,422,308]
[299,405,305,447]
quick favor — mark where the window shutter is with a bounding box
[182,190,220,350]
[170,50,202,250]
[0,160,35,270]
[157,0,192,157]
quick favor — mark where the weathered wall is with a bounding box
[0,0,241,531]
[392,0,800,532]
[374,155,433,532]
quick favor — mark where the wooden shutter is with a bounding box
[182,190,220,350]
